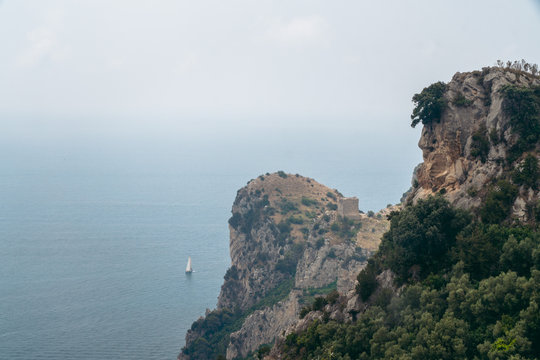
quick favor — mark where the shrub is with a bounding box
[301,197,319,206]
[489,127,500,145]
[453,91,473,107]
[378,195,471,283]
[299,306,311,319]
[326,290,340,305]
[312,296,328,311]
[512,154,538,189]
[326,203,337,211]
[356,260,379,301]
[287,215,304,225]
[367,210,375,218]
[470,124,490,162]
[277,171,288,178]
[256,344,271,359]
[279,199,298,214]
[411,81,448,128]
[500,85,540,162]
[326,192,337,200]
[480,180,518,224]
[277,221,292,234]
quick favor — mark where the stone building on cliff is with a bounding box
[337,197,361,220]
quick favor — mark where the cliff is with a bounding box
[408,67,540,221]
[180,65,540,360]
[264,66,540,359]
[179,172,391,360]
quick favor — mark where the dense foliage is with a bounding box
[500,85,540,163]
[410,82,448,128]
[375,196,470,284]
[281,197,540,360]
[470,124,490,163]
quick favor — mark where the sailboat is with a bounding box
[185,256,193,274]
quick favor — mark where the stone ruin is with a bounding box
[337,197,361,220]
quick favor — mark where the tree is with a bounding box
[411,81,448,128]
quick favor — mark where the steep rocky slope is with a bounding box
[180,66,540,360]
[179,173,390,360]
[408,67,540,220]
[262,66,540,360]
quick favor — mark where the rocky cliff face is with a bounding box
[180,173,390,360]
[408,67,540,220]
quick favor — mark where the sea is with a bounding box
[0,125,421,359]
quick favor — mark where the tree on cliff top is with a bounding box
[411,81,448,128]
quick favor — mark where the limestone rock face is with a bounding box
[408,68,540,218]
[226,290,302,359]
[294,241,370,293]
[180,173,390,360]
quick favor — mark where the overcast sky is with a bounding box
[1,0,540,139]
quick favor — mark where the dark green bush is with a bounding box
[378,195,470,283]
[279,199,298,214]
[301,197,319,206]
[411,81,448,128]
[512,154,538,189]
[326,203,337,210]
[453,91,473,107]
[312,296,328,311]
[480,180,518,224]
[325,290,340,305]
[299,306,311,319]
[356,260,379,301]
[500,85,540,162]
[277,171,288,178]
[287,215,304,225]
[470,124,490,162]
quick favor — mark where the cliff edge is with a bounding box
[408,67,540,221]
[179,172,391,360]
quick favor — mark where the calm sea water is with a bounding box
[0,127,421,359]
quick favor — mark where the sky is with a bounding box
[1,0,540,192]
[1,1,539,135]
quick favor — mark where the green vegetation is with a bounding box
[326,191,337,201]
[330,217,361,241]
[278,171,288,178]
[500,85,540,163]
[228,195,270,236]
[287,215,304,225]
[480,180,518,224]
[513,154,539,190]
[275,243,305,275]
[299,282,339,318]
[279,199,299,214]
[411,81,448,128]
[374,196,470,284]
[301,197,319,207]
[281,196,540,359]
[452,91,473,107]
[470,124,490,162]
[182,278,295,360]
[326,203,337,211]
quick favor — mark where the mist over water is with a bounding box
[0,124,421,359]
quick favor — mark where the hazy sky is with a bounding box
[1,0,540,139]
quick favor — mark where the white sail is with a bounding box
[185,256,193,273]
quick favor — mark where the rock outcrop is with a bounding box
[408,67,540,220]
[181,67,540,360]
[179,173,390,360]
